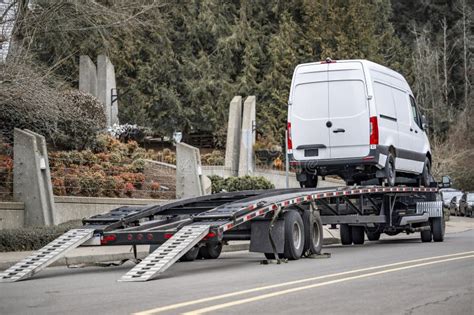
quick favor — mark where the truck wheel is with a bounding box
[340,224,353,245]
[420,223,432,242]
[283,211,305,260]
[385,153,396,187]
[352,226,365,245]
[198,242,223,259]
[180,246,200,261]
[420,158,431,187]
[303,210,323,255]
[366,230,381,241]
[431,216,445,242]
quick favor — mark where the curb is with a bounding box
[0,238,341,271]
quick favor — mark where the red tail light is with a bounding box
[287,122,293,151]
[369,116,379,145]
[164,233,174,239]
[203,232,216,240]
[101,234,116,245]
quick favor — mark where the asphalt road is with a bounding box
[1,229,473,315]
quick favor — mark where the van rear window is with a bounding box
[292,82,328,119]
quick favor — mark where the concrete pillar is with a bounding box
[97,54,119,127]
[238,96,256,176]
[79,55,98,97]
[176,143,210,199]
[13,129,56,226]
[224,96,242,176]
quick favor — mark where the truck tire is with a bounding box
[366,230,381,241]
[351,226,365,245]
[420,158,431,187]
[303,210,323,255]
[180,246,200,261]
[420,223,432,242]
[431,216,445,242]
[198,242,223,259]
[283,211,305,260]
[340,224,353,245]
[385,153,396,187]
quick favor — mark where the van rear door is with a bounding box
[290,66,330,160]
[327,63,370,159]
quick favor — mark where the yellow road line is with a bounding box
[184,254,474,315]
[133,251,474,315]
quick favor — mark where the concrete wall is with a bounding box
[54,196,170,224]
[0,202,24,229]
[0,197,171,229]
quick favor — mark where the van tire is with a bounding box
[420,158,431,187]
[299,174,318,188]
[385,153,396,187]
[340,224,353,245]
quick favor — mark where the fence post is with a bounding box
[13,129,56,226]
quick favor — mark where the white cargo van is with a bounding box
[287,59,432,187]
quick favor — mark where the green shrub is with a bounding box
[208,175,274,194]
[0,220,83,252]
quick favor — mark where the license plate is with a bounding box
[304,149,319,157]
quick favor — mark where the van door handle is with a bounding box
[333,128,345,133]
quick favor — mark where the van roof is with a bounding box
[293,59,410,93]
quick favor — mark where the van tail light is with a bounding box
[287,122,293,152]
[369,116,379,145]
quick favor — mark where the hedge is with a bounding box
[0,220,82,252]
[208,175,274,194]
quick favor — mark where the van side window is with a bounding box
[409,96,421,128]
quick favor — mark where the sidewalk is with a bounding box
[0,218,471,271]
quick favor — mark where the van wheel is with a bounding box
[299,174,318,188]
[420,158,431,187]
[366,229,381,241]
[385,153,396,187]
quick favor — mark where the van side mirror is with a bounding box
[421,115,428,130]
[439,175,452,188]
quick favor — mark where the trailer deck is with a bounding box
[0,185,440,283]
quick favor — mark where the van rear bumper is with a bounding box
[289,148,381,168]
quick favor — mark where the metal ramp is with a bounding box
[119,224,210,282]
[0,228,94,283]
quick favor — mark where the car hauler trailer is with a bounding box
[0,185,443,283]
